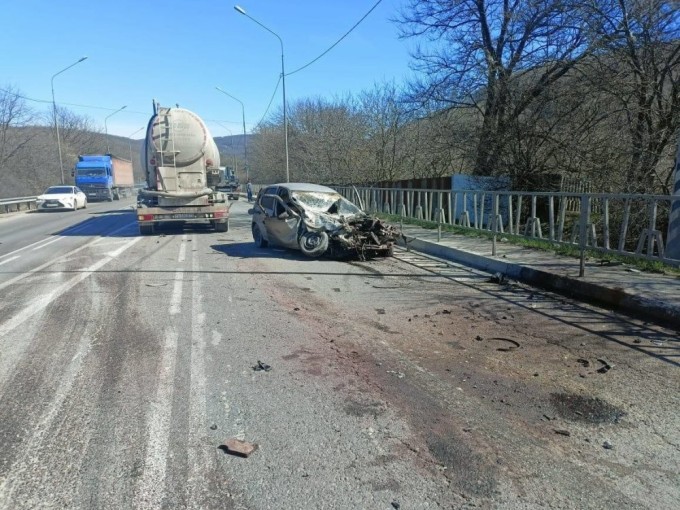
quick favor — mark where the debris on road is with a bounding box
[376,308,386,315]
[603,440,614,450]
[576,358,590,368]
[391,501,401,509]
[210,424,217,430]
[145,282,168,287]
[387,370,405,379]
[490,337,520,352]
[220,438,259,458]
[253,360,272,372]
[554,429,571,437]
[488,272,507,284]
[596,358,614,374]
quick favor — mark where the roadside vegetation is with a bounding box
[1,1,678,199]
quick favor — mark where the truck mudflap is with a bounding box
[137,205,229,224]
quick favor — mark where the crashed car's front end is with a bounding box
[294,193,399,259]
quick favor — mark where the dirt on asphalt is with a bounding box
[243,251,679,509]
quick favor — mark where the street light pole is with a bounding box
[51,56,88,185]
[104,105,127,154]
[215,87,249,182]
[234,5,289,183]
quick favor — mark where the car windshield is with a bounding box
[44,187,73,194]
[76,168,106,177]
[291,191,362,216]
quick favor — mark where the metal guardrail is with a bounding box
[0,196,37,214]
[335,186,680,269]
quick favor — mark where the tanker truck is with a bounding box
[136,102,229,235]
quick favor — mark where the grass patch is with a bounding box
[378,213,680,276]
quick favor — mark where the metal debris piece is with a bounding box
[253,360,272,372]
[145,283,168,287]
[554,429,571,437]
[603,440,614,449]
[220,438,259,457]
[576,358,590,368]
[488,272,507,284]
[210,424,217,430]
[391,501,401,509]
[596,358,613,374]
[490,337,520,352]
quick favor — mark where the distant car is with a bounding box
[250,183,397,259]
[36,186,87,211]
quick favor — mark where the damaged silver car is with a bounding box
[250,183,398,259]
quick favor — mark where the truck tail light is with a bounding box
[214,210,226,218]
[138,214,154,221]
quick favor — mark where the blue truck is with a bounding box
[73,155,134,201]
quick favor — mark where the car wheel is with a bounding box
[83,199,87,209]
[252,223,268,248]
[299,231,329,258]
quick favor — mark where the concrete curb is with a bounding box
[399,236,680,331]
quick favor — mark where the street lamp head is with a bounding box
[234,5,246,15]
[78,56,88,63]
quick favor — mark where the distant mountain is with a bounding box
[214,134,254,158]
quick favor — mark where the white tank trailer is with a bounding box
[136,102,230,235]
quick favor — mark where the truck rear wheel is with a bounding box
[139,224,154,235]
[214,220,229,232]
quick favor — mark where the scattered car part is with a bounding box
[252,360,272,372]
[220,438,259,457]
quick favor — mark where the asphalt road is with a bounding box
[0,198,677,509]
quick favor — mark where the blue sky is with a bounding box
[1,0,414,139]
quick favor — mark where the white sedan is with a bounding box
[36,186,87,211]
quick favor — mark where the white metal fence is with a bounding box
[335,186,680,268]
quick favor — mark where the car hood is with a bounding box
[38,194,74,201]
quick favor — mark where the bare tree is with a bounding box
[397,0,594,178]
[0,85,36,174]
[587,0,680,193]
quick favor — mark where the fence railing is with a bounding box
[335,186,680,269]
[0,196,37,214]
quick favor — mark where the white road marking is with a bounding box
[0,256,19,266]
[0,236,140,340]
[0,237,63,260]
[187,235,211,507]
[0,221,136,293]
[0,284,103,506]
[134,328,178,510]
[31,236,64,251]
[178,234,187,262]
[168,270,183,315]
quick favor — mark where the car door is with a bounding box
[264,187,301,249]
[254,186,278,242]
